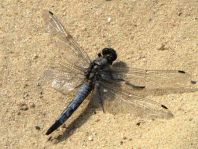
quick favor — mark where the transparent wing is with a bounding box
[42,10,90,70]
[96,80,173,119]
[40,65,85,95]
[111,62,197,90]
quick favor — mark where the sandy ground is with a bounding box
[0,0,198,148]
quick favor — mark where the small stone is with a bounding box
[136,122,141,126]
[88,135,93,141]
[120,141,123,145]
[23,92,29,99]
[39,91,43,99]
[123,136,127,140]
[33,54,39,60]
[19,103,28,111]
[157,44,167,51]
[107,17,111,23]
[29,102,35,108]
[36,82,41,86]
[95,119,100,122]
[136,119,145,126]
[23,84,28,88]
[191,80,197,84]
[35,125,41,130]
[178,12,182,16]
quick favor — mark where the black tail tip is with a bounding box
[45,120,62,135]
[46,128,53,135]
[49,11,53,15]
[178,70,185,74]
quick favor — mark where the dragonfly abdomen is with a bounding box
[46,83,92,135]
[59,83,92,123]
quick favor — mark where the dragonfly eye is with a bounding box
[102,48,117,63]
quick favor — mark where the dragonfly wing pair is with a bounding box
[42,10,197,123]
[111,62,197,90]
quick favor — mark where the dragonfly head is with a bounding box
[101,48,117,64]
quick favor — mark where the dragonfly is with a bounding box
[42,10,197,135]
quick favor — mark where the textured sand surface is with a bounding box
[0,0,198,149]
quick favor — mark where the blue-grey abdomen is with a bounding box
[59,83,92,123]
[46,82,92,135]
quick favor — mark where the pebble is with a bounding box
[88,135,93,141]
[136,119,145,126]
[23,84,28,88]
[123,136,127,140]
[120,140,123,145]
[157,44,168,51]
[95,119,100,122]
[191,80,197,84]
[178,12,182,16]
[29,102,35,108]
[33,54,39,60]
[23,92,29,99]
[19,103,28,111]
[36,82,41,86]
[35,125,41,130]
[107,17,112,23]
[136,122,141,126]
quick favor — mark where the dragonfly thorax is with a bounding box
[85,58,108,81]
[85,48,117,81]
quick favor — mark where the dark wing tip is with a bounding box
[49,11,53,15]
[178,70,186,74]
[161,104,168,109]
[46,120,62,135]
[160,104,174,118]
